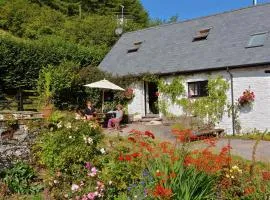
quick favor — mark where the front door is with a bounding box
[145,82,159,115]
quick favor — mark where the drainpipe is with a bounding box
[227,67,235,136]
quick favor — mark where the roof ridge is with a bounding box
[123,2,270,36]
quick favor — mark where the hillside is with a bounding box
[0,0,149,92]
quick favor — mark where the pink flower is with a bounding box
[88,167,98,177]
[85,162,92,170]
[81,195,88,200]
[87,192,97,200]
[71,183,79,192]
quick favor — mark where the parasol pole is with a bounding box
[102,89,104,113]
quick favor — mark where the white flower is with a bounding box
[69,136,72,139]
[231,176,235,179]
[57,121,62,128]
[71,184,80,192]
[108,181,112,185]
[65,122,72,129]
[100,148,106,154]
[53,180,59,184]
[134,195,138,199]
[87,137,93,144]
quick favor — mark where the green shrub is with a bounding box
[1,161,43,195]
[34,119,103,177]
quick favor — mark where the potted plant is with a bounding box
[238,89,255,107]
[38,68,54,118]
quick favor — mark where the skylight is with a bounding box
[246,32,268,48]
[127,41,143,53]
[193,28,211,42]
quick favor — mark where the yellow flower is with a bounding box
[232,165,239,170]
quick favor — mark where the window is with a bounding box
[127,41,143,53]
[246,32,268,48]
[193,28,211,42]
[188,81,208,98]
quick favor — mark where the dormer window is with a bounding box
[193,28,211,42]
[127,41,143,53]
[246,32,268,48]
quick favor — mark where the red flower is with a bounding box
[172,129,195,142]
[153,184,172,198]
[128,137,136,143]
[131,152,141,158]
[155,92,160,97]
[238,89,255,106]
[125,155,132,161]
[262,171,270,181]
[118,153,124,161]
[144,130,155,139]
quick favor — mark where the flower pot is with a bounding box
[42,104,53,118]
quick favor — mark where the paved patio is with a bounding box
[104,123,270,163]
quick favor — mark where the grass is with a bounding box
[225,132,270,141]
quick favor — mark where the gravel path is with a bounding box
[104,123,270,163]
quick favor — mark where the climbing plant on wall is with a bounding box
[158,77,185,103]
[157,75,229,126]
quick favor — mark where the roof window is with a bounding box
[127,41,143,53]
[193,28,211,42]
[246,32,268,48]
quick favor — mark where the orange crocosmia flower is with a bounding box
[153,184,172,197]
[172,129,194,142]
[131,152,141,158]
[169,172,176,179]
[244,186,255,195]
[203,138,217,147]
[262,171,270,181]
[125,155,132,161]
[156,171,163,177]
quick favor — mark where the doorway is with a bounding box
[145,82,159,116]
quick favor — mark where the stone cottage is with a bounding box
[99,3,270,134]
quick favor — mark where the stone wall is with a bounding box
[0,122,38,170]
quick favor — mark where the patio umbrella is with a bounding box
[84,79,125,112]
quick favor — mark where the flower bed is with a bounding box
[1,116,270,199]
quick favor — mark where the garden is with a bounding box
[0,110,270,200]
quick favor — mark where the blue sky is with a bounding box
[141,0,270,21]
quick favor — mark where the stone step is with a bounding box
[139,117,162,122]
[142,114,160,118]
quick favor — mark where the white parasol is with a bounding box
[84,79,124,112]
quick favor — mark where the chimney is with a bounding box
[253,0,257,5]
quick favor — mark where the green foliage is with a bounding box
[171,166,216,200]
[1,161,43,194]
[158,77,185,103]
[97,138,144,191]
[0,32,101,90]
[180,76,229,126]
[0,0,148,95]
[34,120,103,176]
[37,61,79,108]
[158,76,229,126]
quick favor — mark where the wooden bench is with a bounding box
[192,128,225,140]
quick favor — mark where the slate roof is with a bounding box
[99,3,270,76]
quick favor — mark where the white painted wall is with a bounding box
[127,66,270,134]
[127,81,145,119]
